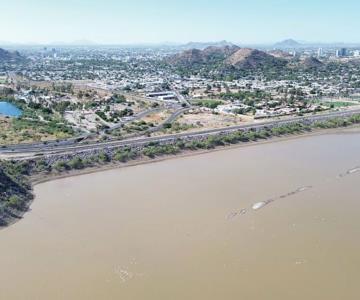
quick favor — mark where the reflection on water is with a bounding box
[338,166,360,178]
[252,185,313,211]
[1,131,360,300]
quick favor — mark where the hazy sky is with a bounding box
[1,0,359,44]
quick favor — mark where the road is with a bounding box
[107,107,163,131]
[174,90,191,107]
[147,107,192,133]
[2,108,360,157]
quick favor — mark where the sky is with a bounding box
[0,0,359,45]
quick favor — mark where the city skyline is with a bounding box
[1,0,360,45]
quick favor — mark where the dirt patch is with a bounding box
[177,110,254,130]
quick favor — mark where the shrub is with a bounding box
[98,152,110,163]
[7,195,24,210]
[68,157,85,170]
[54,161,70,172]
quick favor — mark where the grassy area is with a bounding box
[161,122,198,134]
[312,98,360,108]
[0,98,75,145]
[323,101,356,108]
[0,117,74,145]
[192,99,224,109]
[108,120,155,139]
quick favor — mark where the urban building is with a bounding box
[336,48,347,57]
[317,48,323,58]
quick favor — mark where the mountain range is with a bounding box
[166,45,327,77]
[167,46,288,70]
[179,40,236,50]
[274,39,302,48]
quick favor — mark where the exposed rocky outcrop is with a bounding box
[167,45,239,66]
[225,48,287,69]
[301,57,324,68]
[268,49,294,59]
[167,46,287,71]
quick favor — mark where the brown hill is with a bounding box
[301,57,323,68]
[167,45,240,66]
[268,50,294,59]
[202,45,240,57]
[0,48,23,62]
[167,48,204,65]
[225,48,287,69]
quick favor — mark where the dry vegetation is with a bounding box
[177,110,253,130]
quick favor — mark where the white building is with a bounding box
[317,48,323,58]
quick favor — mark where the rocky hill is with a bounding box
[301,57,324,68]
[274,39,301,48]
[202,45,240,57]
[167,48,204,66]
[225,48,287,69]
[268,49,294,59]
[167,45,240,66]
[166,46,290,76]
[0,48,23,62]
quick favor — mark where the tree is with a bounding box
[163,123,172,129]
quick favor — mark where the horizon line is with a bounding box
[1,40,360,47]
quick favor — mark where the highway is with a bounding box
[2,108,360,156]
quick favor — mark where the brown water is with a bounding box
[1,132,360,299]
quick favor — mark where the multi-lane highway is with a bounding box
[2,108,360,157]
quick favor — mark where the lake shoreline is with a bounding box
[30,125,360,186]
[1,123,359,231]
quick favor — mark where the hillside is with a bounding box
[268,49,294,59]
[0,162,33,226]
[301,57,324,68]
[167,48,204,66]
[167,45,239,66]
[166,46,289,77]
[225,48,287,69]
[0,48,23,62]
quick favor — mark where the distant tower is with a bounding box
[317,48,323,58]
